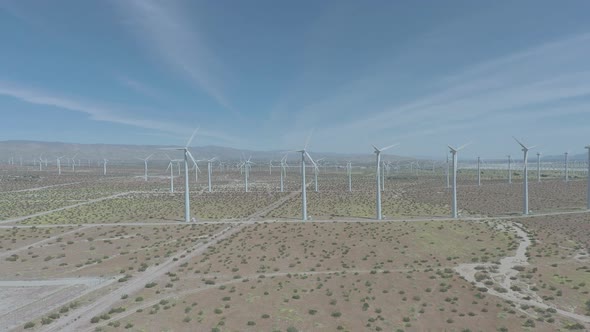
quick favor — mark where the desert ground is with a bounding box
[0,162,589,332]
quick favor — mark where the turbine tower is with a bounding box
[56,156,65,175]
[514,137,536,215]
[477,156,481,186]
[507,155,512,184]
[586,145,590,210]
[71,153,78,172]
[103,159,108,176]
[207,157,217,192]
[313,158,324,192]
[446,154,450,189]
[166,159,177,193]
[280,154,288,192]
[239,156,254,192]
[536,152,542,183]
[347,161,352,192]
[297,134,317,221]
[137,154,154,181]
[564,152,569,182]
[162,127,199,222]
[373,143,399,220]
[448,143,469,218]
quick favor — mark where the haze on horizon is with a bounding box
[1,0,590,159]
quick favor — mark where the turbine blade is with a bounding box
[371,144,379,153]
[186,150,198,165]
[512,136,527,149]
[304,129,314,150]
[380,143,399,152]
[456,142,471,151]
[186,126,200,147]
[304,151,316,167]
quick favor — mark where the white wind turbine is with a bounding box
[448,143,470,218]
[536,152,542,183]
[585,145,590,210]
[346,161,352,192]
[137,154,154,181]
[103,159,108,176]
[446,153,450,189]
[564,151,569,182]
[296,135,317,221]
[373,143,399,220]
[313,158,325,192]
[514,137,536,215]
[207,157,217,192]
[191,159,202,183]
[239,155,255,192]
[56,156,65,175]
[162,127,200,222]
[477,156,481,186]
[165,159,176,193]
[507,155,512,184]
[280,154,288,192]
[71,153,78,172]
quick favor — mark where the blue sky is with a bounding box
[1,0,590,158]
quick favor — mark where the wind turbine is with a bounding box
[536,152,542,183]
[448,143,470,218]
[165,159,176,193]
[564,152,569,182]
[373,143,399,220]
[507,155,512,184]
[477,156,481,186]
[296,134,317,221]
[207,157,217,192]
[446,153,450,189]
[346,161,352,192]
[56,156,65,175]
[103,159,108,176]
[161,127,199,222]
[514,137,536,215]
[585,145,590,210]
[313,158,324,192]
[280,154,288,192]
[137,154,154,181]
[70,154,78,172]
[191,159,202,183]
[239,156,254,192]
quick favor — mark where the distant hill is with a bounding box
[0,140,411,165]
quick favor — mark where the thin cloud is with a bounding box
[114,0,232,110]
[0,81,240,145]
[115,75,166,101]
[280,33,590,151]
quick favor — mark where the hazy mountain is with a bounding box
[0,140,413,164]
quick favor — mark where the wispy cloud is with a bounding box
[279,32,590,153]
[115,75,166,101]
[114,0,232,110]
[0,81,240,145]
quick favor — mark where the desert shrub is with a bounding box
[24,322,35,329]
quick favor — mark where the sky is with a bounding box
[1,0,590,158]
